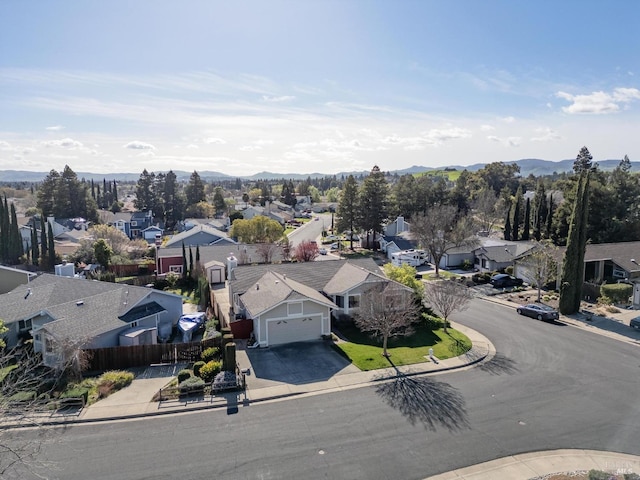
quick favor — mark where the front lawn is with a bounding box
[334,323,471,371]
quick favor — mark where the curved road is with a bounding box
[15,299,640,479]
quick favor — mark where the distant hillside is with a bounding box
[1,158,638,183]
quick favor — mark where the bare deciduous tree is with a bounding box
[0,327,91,478]
[255,243,281,263]
[354,282,419,357]
[517,240,558,302]
[411,205,478,277]
[423,280,474,333]
[472,189,507,235]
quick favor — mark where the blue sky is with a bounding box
[1,0,640,176]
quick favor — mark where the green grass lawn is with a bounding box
[334,323,471,371]
[423,271,463,280]
[413,169,462,181]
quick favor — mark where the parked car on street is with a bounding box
[490,273,524,288]
[516,303,559,321]
[318,248,328,255]
[630,316,640,330]
[330,242,339,250]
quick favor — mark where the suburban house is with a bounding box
[180,217,230,232]
[141,225,164,244]
[0,265,36,294]
[227,258,409,347]
[164,224,235,248]
[0,274,183,368]
[155,243,285,278]
[474,239,537,273]
[129,210,154,239]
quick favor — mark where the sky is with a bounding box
[1,0,640,177]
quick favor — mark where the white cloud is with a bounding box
[186,144,199,149]
[0,140,10,149]
[203,137,226,145]
[531,127,562,142]
[137,151,156,158]
[500,116,516,123]
[123,141,155,150]
[423,127,472,145]
[487,135,521,147]
[239,145,261,151]
[556,88,640,114]
[262,95,295,102]
[42,137,83,148]
[45,125,64,131]
[480,125,495,131]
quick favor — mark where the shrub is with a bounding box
[201,347,219,363]
[177,369,192,383]
[472,272,491,284]
[178,376,205,394]
[422,314,443,330]
[461,259,473,271]
[9,391,36,403]
[193,361,206,378]
[99,370,134,390]
[199,360,222,382]
[600,283,632,305]
[212,371,237,391]
[60,386,90,403]
[505,266,514,275]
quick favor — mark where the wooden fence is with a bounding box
[85,337,220,372]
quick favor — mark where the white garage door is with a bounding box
[267,316,322,346]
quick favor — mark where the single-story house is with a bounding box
[228,258,410,347]
[0,273,183,368]
[164,224,235,248]
[379,232,417,258]
[474,240,537,273]
[142,225,164,244]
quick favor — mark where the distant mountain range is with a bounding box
[0,158,637,183]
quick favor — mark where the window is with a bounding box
[18,319,32,331]
[169,265,183,273]
[287,302,303,316]
[335,296,344,308]
[348,295,360,308]
[130,321,138,328]
[131,220,138,226]
[45,337,55,353]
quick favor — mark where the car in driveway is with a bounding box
[490,273,524,288]
[630,316,640,330]
[516,303,559,321]
[318,247,328,255]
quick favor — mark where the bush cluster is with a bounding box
[472,272,492,284]
[178,376,205,394]
[60,386,90,403]
[199,360,222,382]
[600,283,632,305]
[99,370,134,390]
[193,361,206,378]
[201,346,220,363]
[177,369,192,383]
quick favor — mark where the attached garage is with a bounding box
[267,315,322,346]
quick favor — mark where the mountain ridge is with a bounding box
[0,158,636,183]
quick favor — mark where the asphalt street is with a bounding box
[10,298,640,480]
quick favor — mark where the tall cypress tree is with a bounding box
[504,206,512,241]
[546,193,554,239]
[47,222,56,270]
[31,226,39,266]
[181,242,187,280]
[522,197,531,241]
[8,203,23,264]
[40,216,48,269]
[189,246,194,279]
[511,187,522,241]
[559,147,593,314]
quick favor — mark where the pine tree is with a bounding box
[533,182,548,241]
[40,216,48,270]
[358,166,389,250]
[546,193,554,239]
[336,175,359,249]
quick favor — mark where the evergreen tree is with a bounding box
[37,169,60,217]
[182,243,187,280]
[113,180,118,203]
[533,182,548,241]
[546,193,554,239]
[504,207,512,241]
[0,197,7,262]
[212,187,226,217]
[8,203,23,264]
[184,171,206,207]
[560,149,592,314]
[91,179,96,200]
[511,187,522,241]
[522,197,531,241]
[358,165,389,250]
[40,216,48,270]
[31,227,39,266]
[336,175,359,249]
[134,169,156,211]
[47,222,56,270]
[189,247,194,279]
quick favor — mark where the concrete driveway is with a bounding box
[237,340,360,389]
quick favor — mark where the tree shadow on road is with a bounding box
[477,353,519,376]
[374,360,470,432]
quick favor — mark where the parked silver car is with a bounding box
[516,303,559,321]
[630,316,640,330]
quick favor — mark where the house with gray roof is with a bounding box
[164,224,235,248]
[228,258,410,347]
[0,274,182,368]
